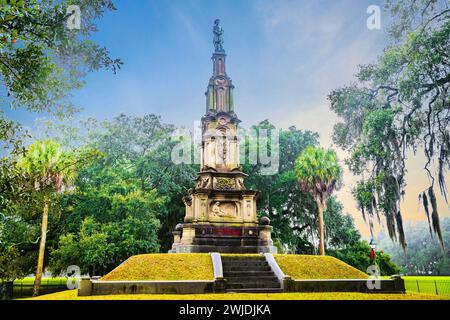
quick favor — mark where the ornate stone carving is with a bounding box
[236,177,245,190]
[196,176,211,189]
[210,201,237,217]
[214,177,235,190]
[182,196,192,206]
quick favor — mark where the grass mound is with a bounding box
[101,253,214,281]
[274,254,368,279]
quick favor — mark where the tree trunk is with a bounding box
[33,198,49,297]
[316,199,325,256]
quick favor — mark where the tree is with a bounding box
[17,139,78,296]
[1,2,121,280]
[328,0,449,250]
[49,169,164,275]
[0,0,121,113]
[294,146,343,255]
[0,0,121,177]
[40,114,199,252]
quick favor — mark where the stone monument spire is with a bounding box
[169,20,276,254]
[206,19,234,113]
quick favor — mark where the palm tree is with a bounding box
[18,140,77,296]
[294,146,343,255]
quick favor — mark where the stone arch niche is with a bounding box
[209,201,239,219]
[216,87,225,110]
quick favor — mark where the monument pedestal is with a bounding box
[169,171,277,253]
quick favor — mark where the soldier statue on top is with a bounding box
[213,19,224,53]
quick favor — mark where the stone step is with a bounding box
[226,276,279,282]
[222,255,281,293]
[223,271,275,277]
[226,288,283,293]
[222,261,268,267]
[221,257,266,262]
[226,281,281,289]
[224,266,272,272]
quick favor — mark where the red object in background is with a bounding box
[369,248,376,262]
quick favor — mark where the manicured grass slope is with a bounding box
[274,254,368,279]
[101,253,367,281]
[28,290,446,300]
[101,253,214,281]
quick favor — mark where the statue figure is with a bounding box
[213,19,224,53]
[196,176,210,189]
[182,195,192,207]
[236,177,245,190]
[211,201,226,217]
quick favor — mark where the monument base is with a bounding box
[169,244,277,254]
[169,223,278,254]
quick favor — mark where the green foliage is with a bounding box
[0,212,39,280]
[324,198,361,249]
[0,0,121,280]
[0,0,121,113]
[17,140,78,193]
[243,121,361,255]
[46,114,194,274]
[328,1,449,250]
[0,139,99,281]
[81,114,198,252]
[242,122,322,252]
[329,240,401,276]
[0,1,121,200]
[50,189,162,275]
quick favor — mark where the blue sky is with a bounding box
[6,0,388,132]
[13,0,447,237]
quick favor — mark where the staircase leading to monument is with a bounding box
[222,255,282,293]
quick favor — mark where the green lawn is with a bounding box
[27,289,447,300]
[12,277,68,286]
[402,276,450,296]
[402,276,450,281]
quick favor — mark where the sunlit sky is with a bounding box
[5,0,449,241]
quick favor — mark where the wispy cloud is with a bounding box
[168,3,209,53]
